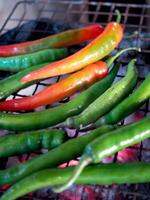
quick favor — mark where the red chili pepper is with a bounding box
[0,61,108,111]
[21,20,123,83]
[0,24,103,57]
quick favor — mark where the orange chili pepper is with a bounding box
[0,61,108,111]
[21,21,123,83]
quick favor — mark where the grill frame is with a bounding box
[0,1,150,199]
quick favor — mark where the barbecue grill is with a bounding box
[0,0,150,199]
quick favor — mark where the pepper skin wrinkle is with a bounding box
[21,22,123,83]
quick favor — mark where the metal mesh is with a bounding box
[0,0,150,199]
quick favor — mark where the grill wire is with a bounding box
[0,0,150,199]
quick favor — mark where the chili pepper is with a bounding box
[0,47,137,111]
[0,47,126,102]
[65,59,138,129]
[0,125,114,185]
[0,63,50,100]
[95,73,150,127]
[0,62,120,131]
[1,162,150,200]
[0,61,108,111]
[54,117,150,192]
[0,24,103,57]
[0,47,134,102]
[21,13,123,83]
[0,129,67,158]
[0,48,68,72]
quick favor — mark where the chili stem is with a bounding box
[115,10,121,23]
[106,47,140,67]
[54,156,92,193]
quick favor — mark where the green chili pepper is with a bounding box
[95,73,150,127]
[0,63,120,131]
[0,48,68,72]
[1,162,150,200]
[0,63,50,100]
[0,125,114,185]
[0,129,67,158]
[54,117,150,192]
[65,59,138,129]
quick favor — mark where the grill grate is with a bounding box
[0,1,150,199]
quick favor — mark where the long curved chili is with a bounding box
[0,24,103,57]
[1,45,127,100]
[95,73,150,127]
[0,47,137,111]
[65,59,138,129]
[54,117,150,192]
[0,63,120,131]
[0,46,132,100]
[0,48,68,72]
[0,125,114,185]
[0,61,108,111]
[0,63,49,100]
[1,162,150,200]
[0,47,136,111]
[21,17,123,83]
[0,129,67,158]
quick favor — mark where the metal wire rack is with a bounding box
[0,0,150,199]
